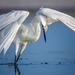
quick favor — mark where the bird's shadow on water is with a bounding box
[14,65,22,75]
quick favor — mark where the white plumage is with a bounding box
[36,8,75,31]
[0,8,75,64]
[0,10,29,55]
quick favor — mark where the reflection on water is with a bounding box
[14,65,22,75]
[0,63,75,75]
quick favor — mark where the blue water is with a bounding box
[0,12,75,75]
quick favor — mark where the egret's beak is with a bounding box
[41,23,46,43]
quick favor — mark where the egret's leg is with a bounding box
[16,43,27,63]
[14,43,19,65]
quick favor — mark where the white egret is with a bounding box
[0,7,75,65]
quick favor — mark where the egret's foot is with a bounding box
[14,61,17,66]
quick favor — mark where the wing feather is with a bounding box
[0,10,29,54]
[0,10,29,30]
[36,8,75,31]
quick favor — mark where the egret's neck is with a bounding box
[31,16,41,40]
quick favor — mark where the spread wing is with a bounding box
[0,10,29,54]
[36,8,75,31]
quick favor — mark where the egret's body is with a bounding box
[14,22,41,44]
[0,8,75,64]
